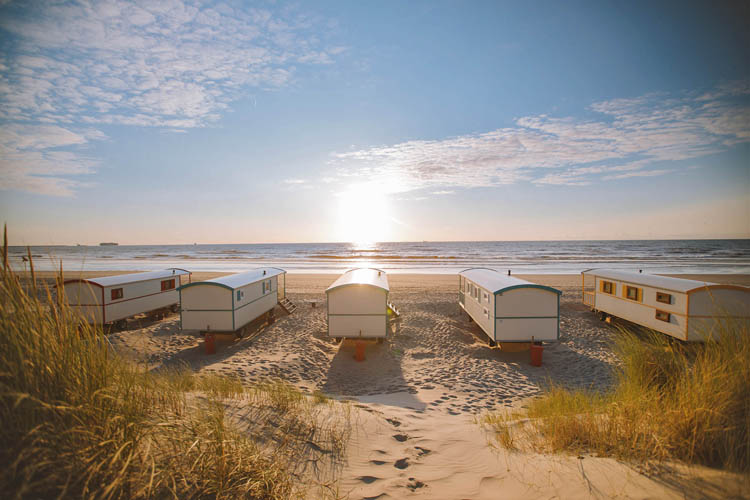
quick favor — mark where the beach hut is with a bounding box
[61,268,192,327]
[581,269,750,341]
[179,268,289,334]
[326,268,396,340]
[459,268,561,345]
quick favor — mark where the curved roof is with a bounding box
[460,268,561,295]
[63,268,191,288]
[326,268,389,293]
[581,268,748,294]
[179,267,285,291]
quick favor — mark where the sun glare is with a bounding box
[336,184,391,244]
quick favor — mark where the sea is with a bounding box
[7,240,750,275]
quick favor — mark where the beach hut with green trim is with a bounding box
[326,268,395,340]
[179,268,287,334]
[459,268,561,346]
[61,268,192,328]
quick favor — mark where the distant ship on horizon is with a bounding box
[99,242,118,246]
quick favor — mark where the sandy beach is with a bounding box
[26,271,746,498]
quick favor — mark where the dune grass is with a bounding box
[482,322,750,472]
[0,234,350,498]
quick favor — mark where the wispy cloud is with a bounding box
[0,0,340,195]
[331,83,750,190]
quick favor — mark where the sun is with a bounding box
[335,184,391,244]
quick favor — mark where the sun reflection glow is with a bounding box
[336,183,391,244]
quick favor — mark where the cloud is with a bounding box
[0,125,101,196]
[331,82,750,190]
[0,0,341,195]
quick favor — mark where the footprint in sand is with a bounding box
[393,434,408,442]
[358,476,379,484]
[394,458,409,469]
[415,446,431,457]
[407,478,426,491]
[385,418,401,427]
[370,460,387,465]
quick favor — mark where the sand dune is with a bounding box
[102,273,750,499]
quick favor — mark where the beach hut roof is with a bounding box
[580,268,743,294]
[460,268,561,295]
[326,268,389,293]
[179,267,285,291]
[63,268,191,288]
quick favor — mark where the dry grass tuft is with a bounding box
[482,322,750,472]
[0,229,350,498]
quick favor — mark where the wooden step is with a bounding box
[387,301,400,317]
[279,297,297,314]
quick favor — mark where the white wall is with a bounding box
[180,276,279,332]
[687,287,750,341]
[233,276,278,330]
[329,315,387,338]
[180,284,233,331]
[63,282,103,323]
[181,284,228,311]
[64,276,181,324]
[494,288,558,342]
[495,317,558,342]
[460,278,494,340]
[106,289,178,323]
[181,310,234,332]
[327,285,387,338]
[593,276,688,340]
[103,277,180,323]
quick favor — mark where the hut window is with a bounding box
[161,279,175,291]
[624,285,642,302]
[656,292,671,304]
[600,280,615,295]
[111,288,123,300]
[483,307,489,318]
[655,310,670,322]
[236,290,242,301]
[483,292,489,303]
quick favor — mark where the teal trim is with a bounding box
[496,315,559,319]
[233,292,274,311]
[557,293,560,340]
[231,287,235,331]
[386,291,389,337]
[178,281,234,292]
[179,288,183,330]
[495,284,562,295]
[493,294,497,342]
[326,283,389,293]
[329,313,387,317]
[183,309,233,312]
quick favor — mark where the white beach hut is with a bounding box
[179,268,289,334]
[61,268,192,327]
[459,268,561,345]
[581,269,750,341]
[326,268,394,340]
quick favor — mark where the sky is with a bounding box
[0,0,748,245]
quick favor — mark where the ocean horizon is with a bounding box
[8,239,750,275]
